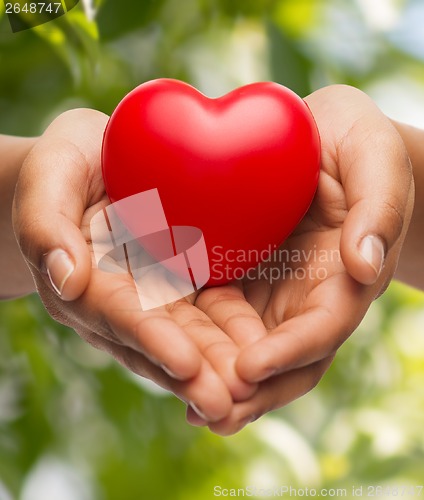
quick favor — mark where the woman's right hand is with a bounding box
[12,108,264,423]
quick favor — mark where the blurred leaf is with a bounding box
[273,0,320,38]
[267,20,312,97]
[215,0,276,18]
[96,0,167,41]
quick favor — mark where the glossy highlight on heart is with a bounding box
[102,79,321,286]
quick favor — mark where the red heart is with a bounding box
[102,79,320,286]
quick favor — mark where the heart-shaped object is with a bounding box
[102,79,320,286]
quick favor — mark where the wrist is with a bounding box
[390,120,424,289]
[0,135,37,199]
[391,120,424,173]
[0,135,38,298]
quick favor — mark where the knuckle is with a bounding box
[179,315,212,331]
[221,312,259,332]
[376,197,405,246]
[381,197,405,228]
[196,288,242,312]
[167,299,190,314]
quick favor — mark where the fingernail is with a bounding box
[239,414,259,430]
[160,363,181,380]
[45,249,74,298]
[190,402,209,421]
[358,235,385,279]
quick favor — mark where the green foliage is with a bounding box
[1,0,424,497]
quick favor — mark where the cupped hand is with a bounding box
[12,109,265,423]
[190,84,414,435]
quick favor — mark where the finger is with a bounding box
[186,406,208,427]
[168,299,257,401]
[73,269,203,381]
[307,86,414,285]
[198,357,333,436]
[79,328,233,422]
[12,109,109,301]
[339,119,414,284]
[196,283,268,347]
[172,360,233,422]
[202,341,257,401]
[236,272,371,383]
[32,265,203,381]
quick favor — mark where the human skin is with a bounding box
[391,120,424,289]
[1,84,421,435]
[0,134,36,298]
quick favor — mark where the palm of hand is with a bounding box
[190,156,371,433]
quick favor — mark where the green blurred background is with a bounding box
[1,0,424,498]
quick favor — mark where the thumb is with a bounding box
[13,109,109,301]
[339,117,414,286]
